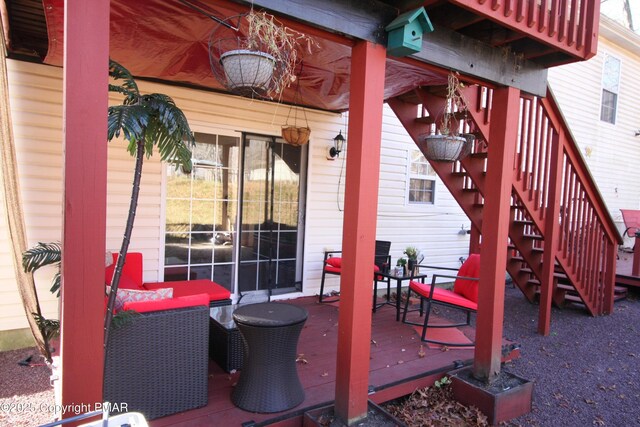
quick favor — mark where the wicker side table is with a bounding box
[231,302,308,413]
[209,305,244,372]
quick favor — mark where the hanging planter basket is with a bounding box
[281,62,311,146]
[281,126,310,146]
[418,133,474,162]
[219,49,276,96]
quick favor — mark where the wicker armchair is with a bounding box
[104,305,209,420]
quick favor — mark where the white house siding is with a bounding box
[1,59,471,337]
[547,16,640,247]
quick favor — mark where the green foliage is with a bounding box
[107,59,195,170]
[404,246,419,260]
[434,376,451,388]
[32,313,59,343]
[22,241,61,296]
[396,257,407,267]
[111,310,140,330]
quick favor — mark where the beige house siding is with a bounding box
[548,16,640,246]
[1,59,470,336]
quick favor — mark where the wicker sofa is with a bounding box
[104,298,209,420]
[105,252,232,307]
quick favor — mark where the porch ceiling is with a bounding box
[2,0,446,112]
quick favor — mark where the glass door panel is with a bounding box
[238,134,306,296]
[164,133,240,291]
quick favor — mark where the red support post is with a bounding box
[633,235,640,277]
[334,40,386,425]
[538,131,563,335]
[60,0,109,417]
[473,86,520,381]
[469,223,481,254]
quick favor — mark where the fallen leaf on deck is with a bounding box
[296,354,308,364]
[418,345,425,358]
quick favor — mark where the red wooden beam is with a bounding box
[473,86,520,381]
[334,40,386,424]
[60,0,109,417]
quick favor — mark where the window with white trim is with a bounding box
[600,54,620,124]
[407,149,435,204]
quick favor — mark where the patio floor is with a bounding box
[151,295,510,426]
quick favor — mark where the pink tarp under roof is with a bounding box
[42,0,445,111]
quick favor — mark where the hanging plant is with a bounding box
[281,63,311,146]
[210,10,318,99]
[418,72,474,162]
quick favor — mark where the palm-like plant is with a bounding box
[104,60,195,347]
[21,241,62,363]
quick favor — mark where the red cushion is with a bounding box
[409,280,478,310]
[123,293,209,313]
[453,254,481,303]
[324,265,341,274]
[105,252,144,289]
[324,257,379,274]
[144,279,231,301]
[326,257,342,268]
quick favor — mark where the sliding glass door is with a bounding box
[238,134,306,297]
[163,131,307,298]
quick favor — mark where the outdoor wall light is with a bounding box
[327,130,345,160]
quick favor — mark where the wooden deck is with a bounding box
[150,296,498,426]
[616,248,640,288]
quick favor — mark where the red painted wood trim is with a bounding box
[633,236,640,277]
[334,40,386,425]
[583,0,600,59]
[60,0,109,417]
[473,86,521,381]
[538,130,563,335]
[603,241,617,314]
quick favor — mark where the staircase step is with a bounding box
[415,116,435,125]
[469,152,488,159]
[523,233,543,240]
[395,90,422,104]
[513,219,534,226]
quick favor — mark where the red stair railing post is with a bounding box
[473,86,520,381]
[538,130,563,335]
[633,234,640,277]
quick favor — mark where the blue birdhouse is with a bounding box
[385,7,434,57]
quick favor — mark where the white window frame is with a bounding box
[600,53,621,125]
[406,149,436,205]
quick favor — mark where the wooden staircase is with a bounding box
[389,84,622,317]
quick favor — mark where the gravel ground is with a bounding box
[503,285,640,427]
[0,347,55,426]
[0,285,638,427]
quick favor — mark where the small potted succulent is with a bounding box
[418,72,474,162]
[404,246,420,274]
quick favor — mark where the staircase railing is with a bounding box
[511,87,621,314]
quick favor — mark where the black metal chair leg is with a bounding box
[420,299,433,342]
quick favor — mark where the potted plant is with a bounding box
[403,246,420,274]
[418,72,474,162]
[214,10,317,99]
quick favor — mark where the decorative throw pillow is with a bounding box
[114,288,173,311]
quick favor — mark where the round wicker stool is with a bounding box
[231,302,308,413]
